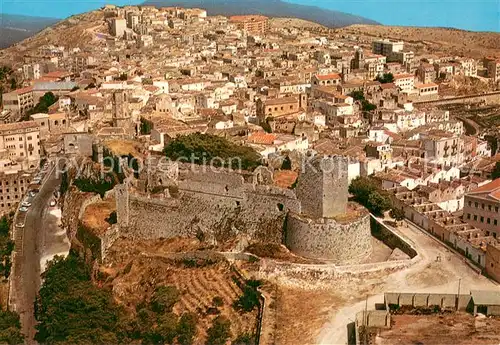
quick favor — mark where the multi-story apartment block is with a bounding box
[1,87,34,120]
[0,167,32,215]
[0,121,41,170]
[23,63,41,80]
[229,15,269,34]
[110,18,127,37]
[484,57,500,82]
[393,73,415,93]
[460,58,478,77]
[420,129,464,167]
[372,39,404,56]
[463,179,500,239]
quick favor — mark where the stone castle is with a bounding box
[114,155,372,264]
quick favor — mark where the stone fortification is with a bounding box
[114,155,371,263]
[285,210,371,263]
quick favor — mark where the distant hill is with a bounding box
[142,0,378,27]
[0,14,59,49]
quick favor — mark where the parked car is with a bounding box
[49,199,57,207]
[21,201,32,208]
[19,206,29,212]
[16,221,25,228]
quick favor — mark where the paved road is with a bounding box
[10,163,69,344]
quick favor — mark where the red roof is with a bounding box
[248,132,276,145]
[315,73,341,81]
[469,178,500,195]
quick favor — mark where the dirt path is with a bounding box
[316,222,499,345]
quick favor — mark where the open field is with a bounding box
[375,313,500,344]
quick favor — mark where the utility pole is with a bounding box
[457,278,462,311]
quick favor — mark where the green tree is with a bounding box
[280,156,292,170]
[349,177,393,216]
[35,253,122,345]
[26,92,58,116]
[390,207,405,221]
[375,73,394,84]
[349,177,377,205]
[367,191,392,216]
[176,312,197,345]
[140,118,153,135]
[206,316,231,345]
[233,284,260,313]
[164,133,261,171]
[349,90,365,101]
[0,310,23,345]
[361,100,377,112]
[492,161,500,180]
[150,286,180,314]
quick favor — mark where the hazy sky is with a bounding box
[0,0,498,32]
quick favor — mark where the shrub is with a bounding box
[176,312,197,345]
[150,286,180,314]
[233,333,255,345]
[233,284,260,313]
[105,211,117,225]
[212,296,224,307]
[206,316,231,345]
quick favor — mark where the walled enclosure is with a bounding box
[115,155,372,264]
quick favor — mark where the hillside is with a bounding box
[142,0,378,27]
[0,11,106,63]
[337,24,500,59]
[0,14,59,49]
[270,17,328,30]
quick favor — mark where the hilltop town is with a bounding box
[1,4,500,345]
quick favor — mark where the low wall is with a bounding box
[370,217,417,259]
[256,254,420,285]
[285,212,372,264]
[384,292,471,311]
[414,91,500,107]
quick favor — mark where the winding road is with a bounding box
[10,161,70,344]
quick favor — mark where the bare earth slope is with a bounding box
[0,11,106,63]
[337,24,500,58]
[269,17,328,30]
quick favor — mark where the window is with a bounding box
[482,203,485,209]
[475,202,478,208]
[489,205,492,211]
[497,207,499,212]
[481,216,484,223]
[495,219,498,226]
[467,214,471,219]
[488,218,491,224]
[468,201,472,207]
[18,137,22,141]
[474,215,478,221]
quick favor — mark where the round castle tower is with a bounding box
[285,155,372,264]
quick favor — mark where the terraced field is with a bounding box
[103,238,259,343]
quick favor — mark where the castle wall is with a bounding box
[285,212,372,264]
[117,183,300,244]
